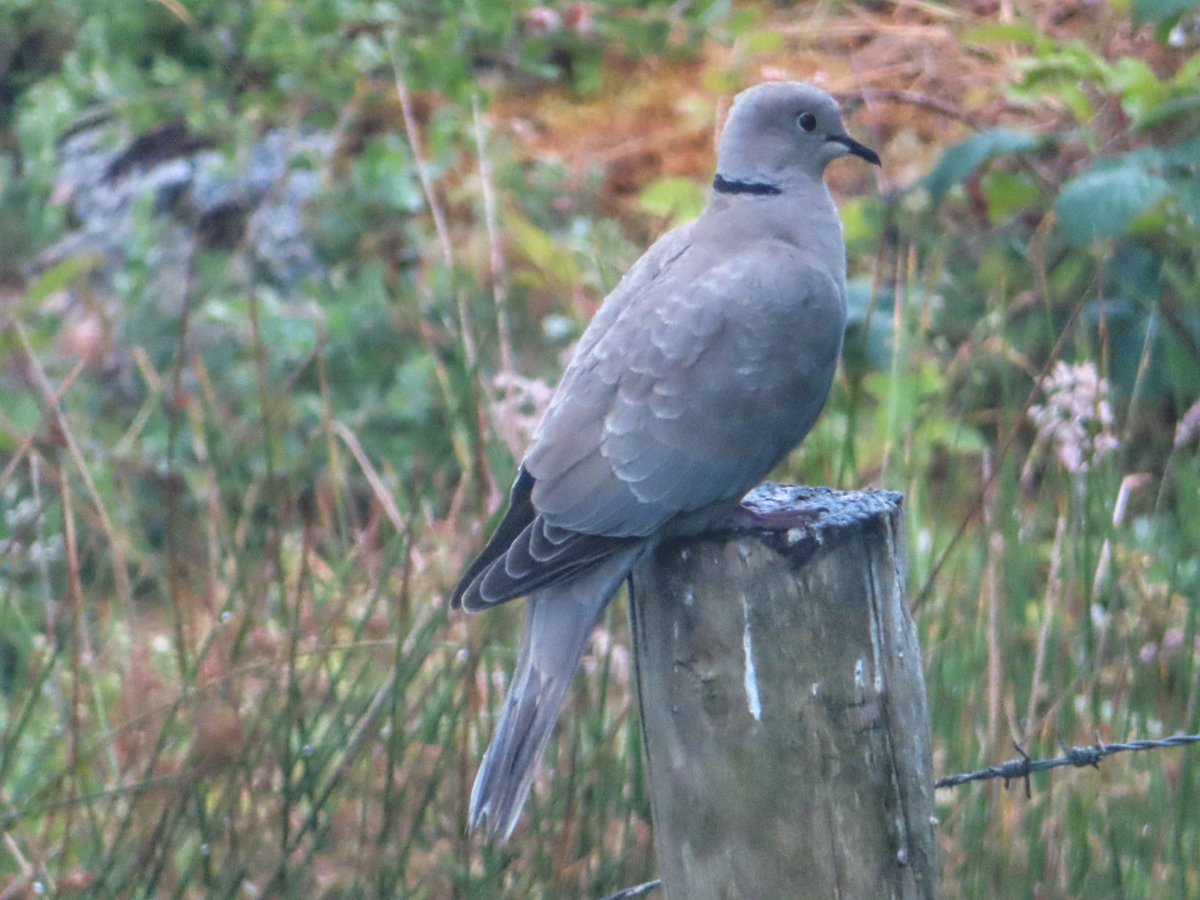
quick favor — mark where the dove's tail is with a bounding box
[469,547,642,841]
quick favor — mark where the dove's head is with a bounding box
[715,81,880,189]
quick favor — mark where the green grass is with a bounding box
[3,0,1200,896]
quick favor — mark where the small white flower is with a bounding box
[1029,361,1119,474]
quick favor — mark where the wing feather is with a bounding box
[454,221,845,611]
[526,240,845,540]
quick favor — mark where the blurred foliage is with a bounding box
[1,0,1200,897]
[909,12,1200,414]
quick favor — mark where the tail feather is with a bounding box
[469,547,642,841]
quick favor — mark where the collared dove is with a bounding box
[452,81,880,841]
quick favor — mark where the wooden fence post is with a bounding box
[629,484,936,899]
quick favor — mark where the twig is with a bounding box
[471,93,514,381]
[0,773,187,830]
[1,820,37,891]
[386,41,491,510]
[837,88,984,128]
[7,319,133,611]
[332,421,406,536]
[1024,513,1066,738]
[981,452,1002,759]
[386,41,482,375]
[388,50,453,271]
[935,733,1200,791]
[57,458,86,870]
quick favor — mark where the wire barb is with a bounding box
[604,731,1200,900]
[935,732,1200,791]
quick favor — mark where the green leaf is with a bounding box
[1055,82,1098,123]
[839,197,881,250]
[638,176,706,224]
[25,255,99,304]
[1109,56,1166,124]
[1134,93,1200,131]
[508,212,582,291]
[925,128,1039,204]
[1055,160,1171,245]
[743,27,783,54]
[981,170,1041,221]
[961,22,1047,50]
[1132,0,1200,25]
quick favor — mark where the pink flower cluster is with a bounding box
[1029,361,1119,474]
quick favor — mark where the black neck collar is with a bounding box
[713,173,782,196]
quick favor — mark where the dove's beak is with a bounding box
[827,133,881,166]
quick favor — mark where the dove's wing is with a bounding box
[454,227,844,611]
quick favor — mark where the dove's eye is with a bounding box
[797,112,818,132]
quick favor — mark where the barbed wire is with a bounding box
[935,732,1200,797]
[600,732,1200,899]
